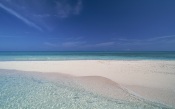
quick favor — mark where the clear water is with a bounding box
[0,69,171,109]
[0,51,175,61]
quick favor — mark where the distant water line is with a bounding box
[0,51,175,61]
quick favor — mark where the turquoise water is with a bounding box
[0,69,170,109]
[0,51,175,61]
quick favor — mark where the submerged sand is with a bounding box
[0,60,175,107]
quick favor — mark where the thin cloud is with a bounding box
[55,0,82,18]
[115,34,175,44]
[44,34,175,50]
[44,42,58,47]
[73,0,83,15]
[148,35,175,41]
[62,41,86,47]
[0,3,42,31]
[0,0,83,31]
[95,42,115,47]
[0,35,27,38]
[44,41,86,48]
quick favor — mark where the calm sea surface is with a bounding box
[0,51,175,61]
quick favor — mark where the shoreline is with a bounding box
[0,60,175,107]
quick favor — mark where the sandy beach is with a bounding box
[0,60,175,107]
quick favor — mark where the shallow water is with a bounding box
[0,51,175,61]
[0,69,171,109]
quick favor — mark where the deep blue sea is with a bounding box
[0,51,175,61]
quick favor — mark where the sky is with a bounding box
[0,0,175,51]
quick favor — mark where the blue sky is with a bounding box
[0,0,175,51]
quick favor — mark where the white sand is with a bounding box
[0,60,175,107]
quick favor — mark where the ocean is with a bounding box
[0,51,175,61]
